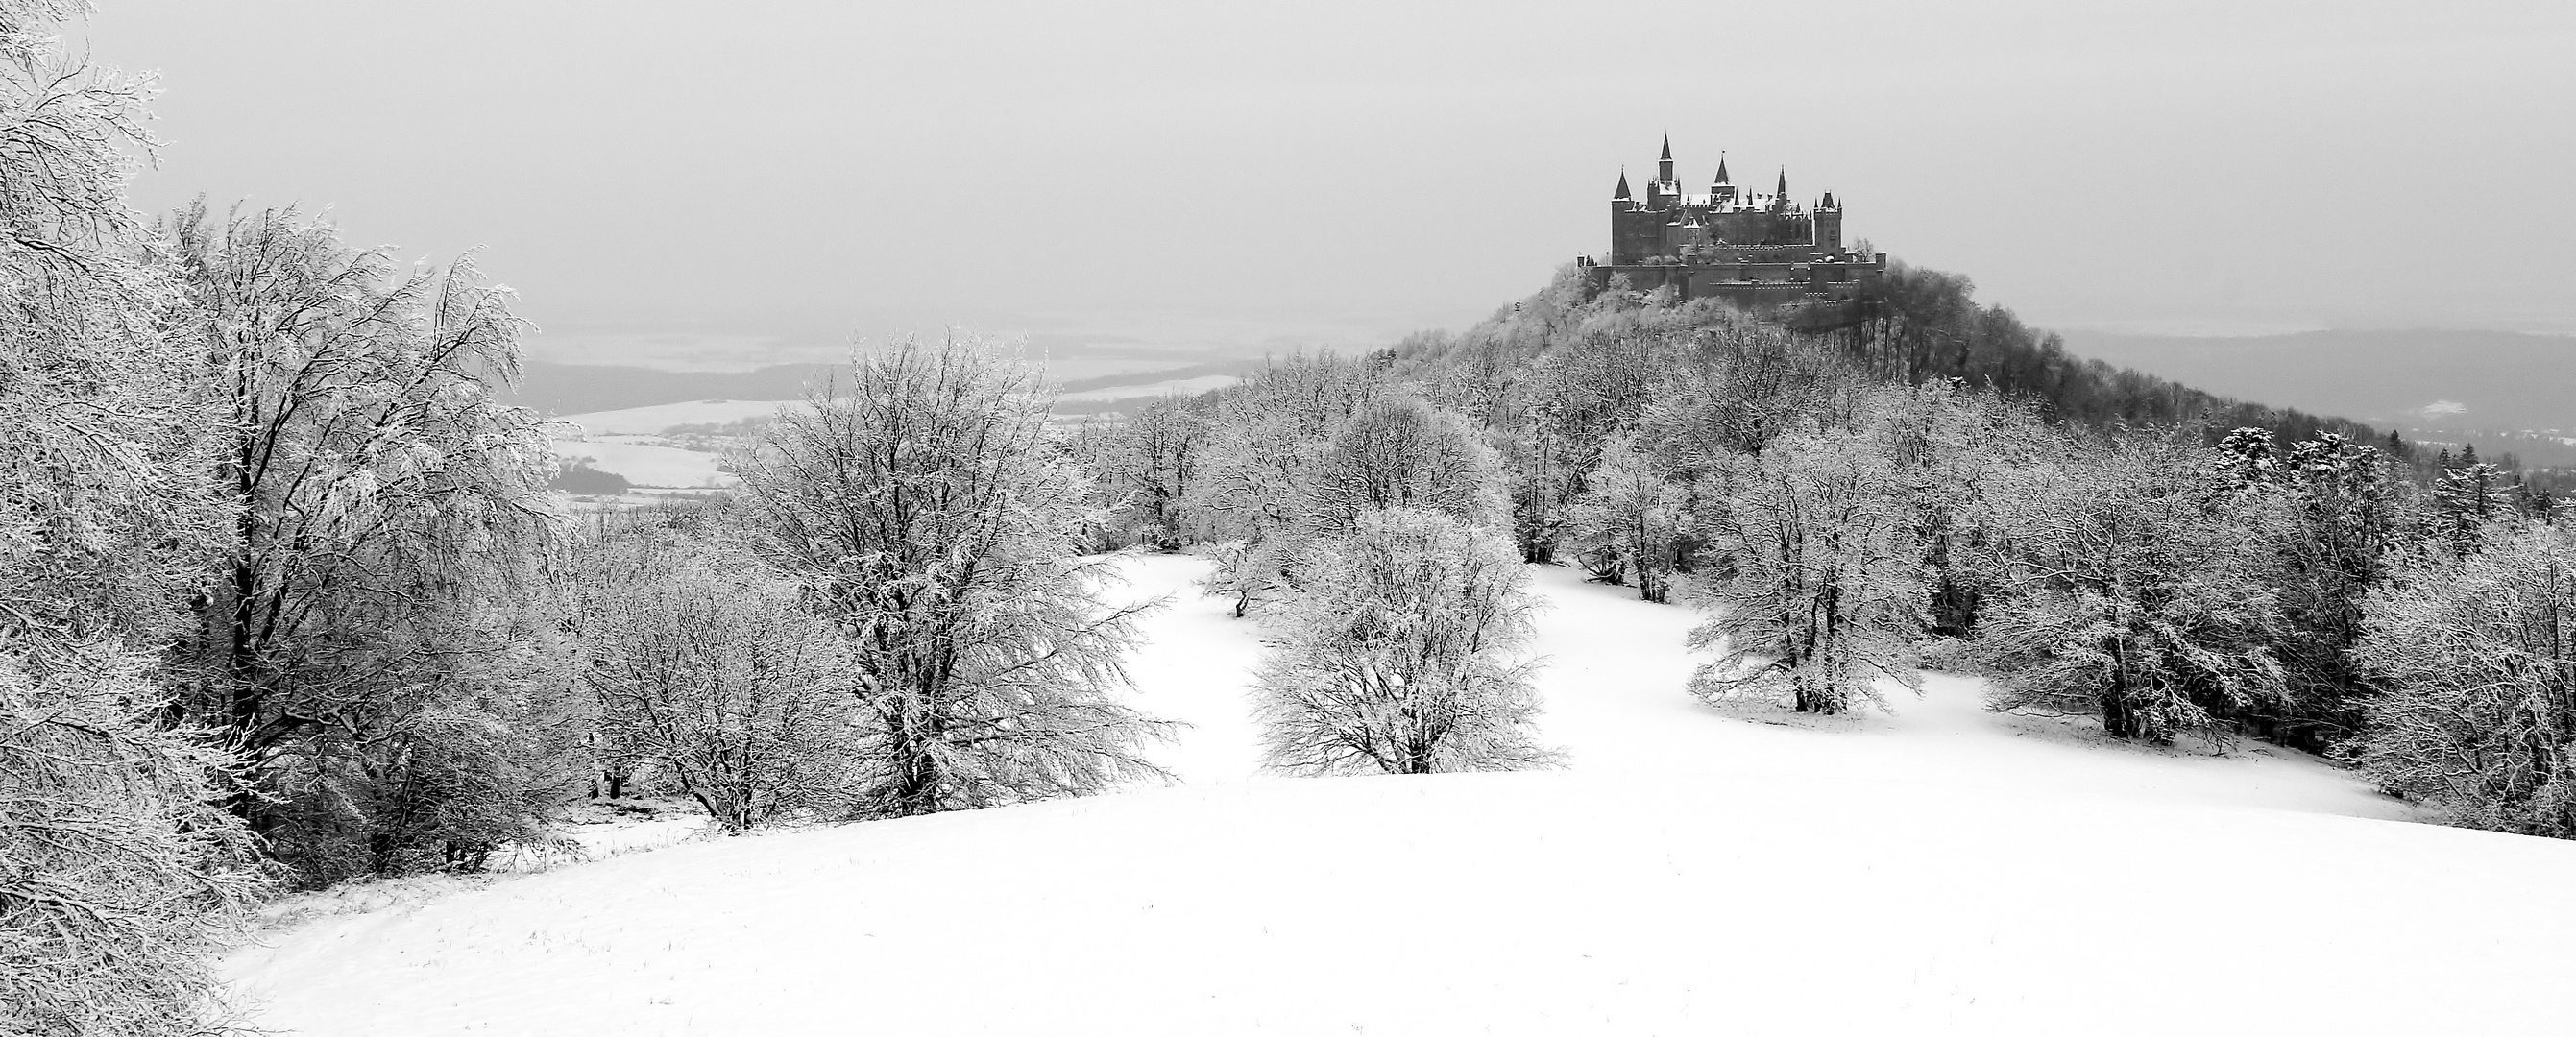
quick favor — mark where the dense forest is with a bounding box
[9,1,2576,1032]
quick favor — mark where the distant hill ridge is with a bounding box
[510,360,1249,417]
[2055,328,2576,435]
[507,363,838,417]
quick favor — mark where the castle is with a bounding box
[1582,135,1886,308]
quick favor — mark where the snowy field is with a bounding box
[547,439,736,489]
[223,556,2576,1035]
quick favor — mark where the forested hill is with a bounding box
[1396,262,2403,459]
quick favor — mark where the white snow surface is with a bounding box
[225,556,2576,1035]
[547,439,737,489]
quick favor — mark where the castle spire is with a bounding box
[1713,152,1731,184]
[1776,168,1787,198]
[1657,134,1675,182]
[1613,168,1632,202]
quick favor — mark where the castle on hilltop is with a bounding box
[1582,135,1886,308]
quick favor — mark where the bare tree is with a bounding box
[1252,508,1560,774]
[0,651,273,1037]
[167,204,582,882]
[1186,351,1373,614]
[577,514,864,832]
[1108,395,1213,549]
[1969,432,2289,744]
[1688,427,1929,715]
[0,5,271,1033]
[2355,520,2576,835]
[734,335,1175,817]
[1309,394,1506,533]
[1566,435,1688,602]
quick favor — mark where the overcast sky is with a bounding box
[84,1,2576,369]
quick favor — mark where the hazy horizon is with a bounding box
[85,1,2576,370]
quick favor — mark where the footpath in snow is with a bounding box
[223,554,2576,1036]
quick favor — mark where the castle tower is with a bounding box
[1711,153,1735,205]
[1646,134,1679,210]
[1774,168,1788,210]
[1811,190,1844,252]
[1611,168,1650,264]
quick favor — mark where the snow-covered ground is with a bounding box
[547,438,737,489]
[223,556,2576,1035]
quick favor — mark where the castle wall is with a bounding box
[1609,205,1664,265]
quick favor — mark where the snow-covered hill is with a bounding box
[223,557,2576,1036]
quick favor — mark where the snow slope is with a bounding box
[226,556,2576,1036]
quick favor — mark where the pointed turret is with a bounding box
[1658,133,1675,182]
[1776,168,1787,197]
[1613,168,1632,202]
[1713,152,1731,185]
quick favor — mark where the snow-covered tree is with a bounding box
[734,336,1174,817]
[1687,428,1928,715]
[1854,380,2040,638]
[1186,351,1373,614]
[1565,435,1688,602]
[1252,508,1559,774]
[2429,460,2516,555]
[1063,394,1213,551]
[2216,429,2404,749]
[2354,521,2576,836]
[1117,395,1213,547]
[1308,393,1504,534]
[1,4,271,1032]
[167,204,583,882]
[1970,433,2289,744]
[577,512,863,832]
[0,650,272,1037]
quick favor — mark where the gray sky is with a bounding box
[85,1,2576,369]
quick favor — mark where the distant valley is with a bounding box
[523,358,1253,493]
[2056,327,2576,466]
